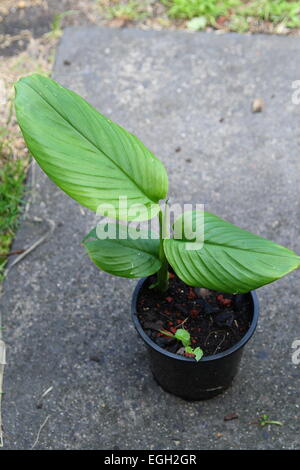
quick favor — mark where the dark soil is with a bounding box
[137,273,252,358]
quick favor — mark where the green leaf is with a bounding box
[83,223,161,278]
[174,328,191,347]
[185,346,203,361]
[164,211,300,293]
[14,74,168,221]
[258,414,283,427]
[193,347,204,361]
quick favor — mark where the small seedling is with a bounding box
[258,414,283,427]
[160,328,204,361]
[49,10,78,38]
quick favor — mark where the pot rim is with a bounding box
[131,277,259,363]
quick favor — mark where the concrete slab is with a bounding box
[1,27,300,449]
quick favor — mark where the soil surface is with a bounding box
[137,273,252,358]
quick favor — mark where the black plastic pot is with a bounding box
[131,277,259,400]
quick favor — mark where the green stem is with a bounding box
[156,206,169,292]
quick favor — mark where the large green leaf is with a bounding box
[83,224,161,278]
[14,74,168,221]
[164,211,300,293]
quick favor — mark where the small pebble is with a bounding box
[252,98,264,113]
[89,355,101,363]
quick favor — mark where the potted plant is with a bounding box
[14,74,300,400]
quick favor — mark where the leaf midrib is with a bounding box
[86,239,160,260]
[170,237,300,260]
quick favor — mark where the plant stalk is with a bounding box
[156,206,169,292]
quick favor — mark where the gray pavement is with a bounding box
[1,27,300,449]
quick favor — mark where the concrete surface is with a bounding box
[1,27,300,449]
